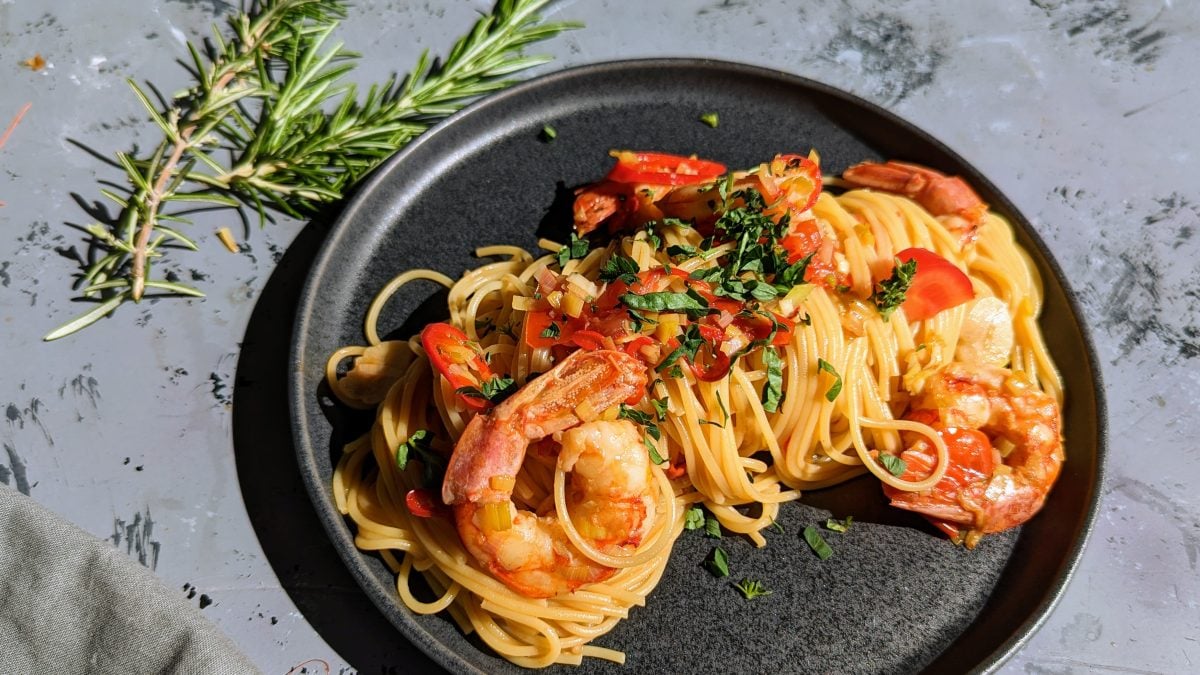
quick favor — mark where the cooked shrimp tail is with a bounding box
[883,363,1064,546]
[442,349,661,598]
[841,160,989,243]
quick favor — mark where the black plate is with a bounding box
[289,59,1105,674]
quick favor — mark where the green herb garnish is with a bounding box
[825,516,853,533]
[733,579,771,600]
[878,453,907,477]
[395,430,445,488]
[706,547,730,578]
[761,346,785,412]
[803,525,833,560]
[816,358,842,402]
[555,233,589,267]
[456,375,517,403]
[871,258,918,320]
[540,322,561,339]
[540,124,557,141]
[685,506,705,530]
[699,111,719,128]
[705,515,722,539]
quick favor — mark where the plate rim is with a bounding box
[288,56,1108,674]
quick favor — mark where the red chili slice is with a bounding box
[405,488,441,519]
[569,329,608,351]
[606,151,727,186]
[420,322,495,411]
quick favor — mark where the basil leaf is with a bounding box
[803,525,833,560]
[706,546,730,578]
[761,346,784,413]
[651,397,669,421]
[555,233,589,268]
[644,436,666,465]
[395,430,444,488]
[395,429,428,470]
[600,254,641,284]
[816,358,842,402]
[618,404,653,426]
[620,291,709,313]
[879,453,907,477]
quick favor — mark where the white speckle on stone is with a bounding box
[88,56,108,72]
[181,516,197,532]
[69,74,81,86]
[169,25,188,46]
[990,120,1013,133]
[1000,82,1016,94]
[834,49,862,70]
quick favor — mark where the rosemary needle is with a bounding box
[46,0,579,340]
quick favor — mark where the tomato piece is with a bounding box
[606,151,727,186]
[780,220,824,265]
[420,323,494,411]
[405,488,441,519]
[894,248,975,321]
[523,310,559,349]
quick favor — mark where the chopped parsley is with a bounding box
[706,546,730,578]
[599,254,640,284]
[555,233,589,268]
[769,518,785,533]
[540,124,557,141]
[651,397,669,421]
[456,375,518,404]
[394,430,445,488]
[540,322,561,339]
[643,436,666,465]
[878,453,908,477]
[699,111,719,128]
[733,579,771,600]
[761,346,784,412]
[816,358,842,402]
[825,516,853,533]
[704,514,722,539]
[872,257,917,320]
[803,525,834,560]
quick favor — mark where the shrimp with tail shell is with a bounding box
[442,349,663,598]
[884,362,1063,547]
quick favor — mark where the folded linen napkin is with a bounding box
[0,484,261,674]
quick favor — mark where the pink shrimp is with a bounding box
[442,349,656,598]
[883,362,1063,546]
[841,160,989,244]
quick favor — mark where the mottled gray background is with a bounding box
[1,0,1196,673]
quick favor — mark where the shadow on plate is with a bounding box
[230,212,444,673]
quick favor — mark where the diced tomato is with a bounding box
[522,309,564,349]
[405,488,441,518]
[780,220,824,264]
[689,345,732,382]
[606,151,727,186]
[894,247,975,321]
[623,335,655,360]
[421,323,495,411]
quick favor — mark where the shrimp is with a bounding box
[336,340,414,406]
[883,362,1063,545]
[841,160,989,244]
[442,348,656,598]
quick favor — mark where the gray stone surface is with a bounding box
[0,0,1195,672]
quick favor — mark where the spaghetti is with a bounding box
[325,151,1064,667]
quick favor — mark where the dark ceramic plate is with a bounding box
[290,59,1105,674]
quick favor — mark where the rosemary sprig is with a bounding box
[46,0,578,341]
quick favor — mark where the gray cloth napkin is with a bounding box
[0,484,261,674]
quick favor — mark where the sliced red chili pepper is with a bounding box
[769,153,823,213]
[689,344,733,382]
[665,454,687,480]
[421,322,494,411]
[569,329,608,351]
[894,247,975,321]
[606,151,727,186]
[623,335,655,359]
[405,488,441,519]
